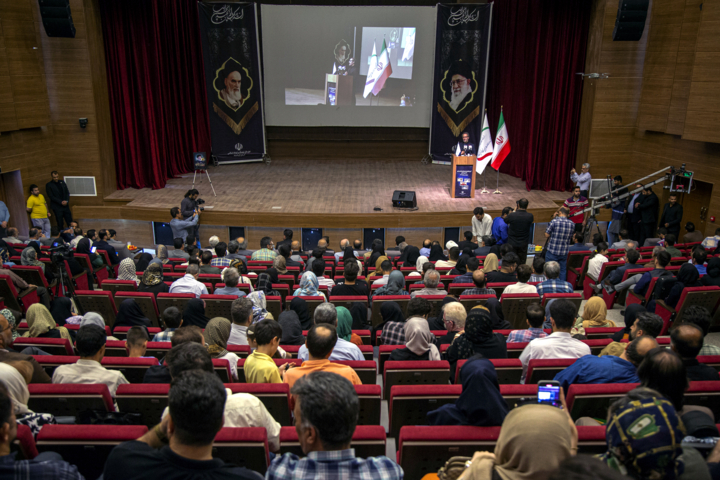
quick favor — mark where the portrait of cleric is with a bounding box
[331,39,356,76]
[214,57,252,111]
[442,59,477,113]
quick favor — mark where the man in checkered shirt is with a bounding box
[151,307,182,342]
[536,261,575,298]
[266,371,403,480]
[381,297,433,346]
[544,207,576,282]
[460,270,497,297]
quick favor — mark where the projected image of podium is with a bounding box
[325,74,353,106]
[451,154,476,198]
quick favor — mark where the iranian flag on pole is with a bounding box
[363,42,378,98]
[490,110,510,170]
[371,39,393,96]
[476,112,493,174]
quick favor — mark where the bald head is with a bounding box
[671,323,704,359]
[291,240,300,251]
[236,237,247,249]
[621,335,658,366]
[318,239,327,249]
[340,239,349,249]
[472,269,486,288]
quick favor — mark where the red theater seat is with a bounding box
[284,296,325,318]
[602,267,652,309]
[100,279,138,298]
[389,384,461,438]
[333,360,377,385]
[111,325,162,340]
[100,356,160,384]
[583,261,623,300]
[458,294,496,313]
[279,425,386,459]
[567,254,590,289]
[500,293,541,329]
[526,358,578,384]
[226,383,292,426]
[655,286,720,336]
[114,292,160,327]
[454,358,524,384]
[328,295,369,310]
[14,424,37,460]
[28,384,115,416]
[13,337,74,355]
[370,295,410,328]
[156,292,196,315]
[383,360,450,400]
[115,383,170,427]
[213,427,269,474]
[74,290,117,326]
[200,294,237,318]
[213,358,233,383]
[0,274,39,314]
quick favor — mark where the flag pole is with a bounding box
[493,105,503,194]
[480,108,489,194]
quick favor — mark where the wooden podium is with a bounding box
[451,154,476,198]
[325,74,354,106]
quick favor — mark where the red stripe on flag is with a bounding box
[372,65,392,96]
[491,143,510,170]
[477,152,492,161]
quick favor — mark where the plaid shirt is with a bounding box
[700,344,720,356]
[702,236,720,250]
[545,216,575,257]
[381,321,406,345]
[0,453,83,480]
[266,449,403,480]
[250,248,277,261]
[460,287,496,296]
[152,329,176,342]
[536,279,575,297]
[507,328,547,343]
[211,257,232,267]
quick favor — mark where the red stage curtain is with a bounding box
[99,0,211,190]
[486,0,591,192]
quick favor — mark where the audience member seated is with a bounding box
[681,222,702,245]
[209,242,230,268]
[0,256,51,309]
[224,240,245,263]
[451,257,480,284]
[52,325,129,397]
[435,247,457,268]
[609,229,632,250]
[458,230,478,251]
[474,235,493,257]
[113,299,152,333]
[298,304,363,361]
[104,370,263,479]
[586,242,609,282]
[567,232,589,253]
[257,269,281,298]
[371,260,392,287]
[93,229,120,265]
[503,263,536,294]
[213,267,246,298]
[602,311,663,356]
[692,246,708,275]
[529,256,547,283]
[277,311,304,346]
[364,240,386,269]
[388,317,440,362]
[663,234,681,258]
[447,307,507,380]
[0,360,56,437]
[658,263,702,311]
[22,303,72,341]
[138,263,171,296]
[331,259,368,298]
[228,298,253,346]
[207,236,220,252]
[336,306,362,347]
[411,270,448,297]
[135,253,154,273]
[595,247,641,294]
[676,306,720,356]
[277,243,302,269]
[373,270,410,299]
[293,272,327,301]
[460,270,496,297]
[701,257,720,288]
[181,298,210,329]
[536,261,574,297]
[150,245,170,267]
[168,264,208,297]
[76,236,104,269]
[80,312,118,340]
[507,303,547,343]
[311,259,334,290]
[244,319,289,383]
[612,247,668,295]
[205,317,239,381]
[644,227,667,248]
[671,324,720,381]
[199,251,221,274]
[574,297,616,329]
[127,326,151,358]
[554,335,657,390]
[152,307,182,342]
[380,299,420,346]
[519,299,590,383]
[50,297,80,327]
[486,251,519,283]
[418,239,431,258]
[0,311,50,383]
[2,227,22,245]
[305,248,324,274]
[481,252,499,275]
[168,238,190,261]
[227,260,255,292]
[0,383,83,478]
[437,301,467,345]
[144,326,205,383]
[268,371,401,479]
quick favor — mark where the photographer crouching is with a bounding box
[181,189,205,246]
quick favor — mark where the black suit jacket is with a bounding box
[659,203,683,233]
[93,240,120,265]
[637,193,659,224]
[45,180,70,210]
[627,193,643,224]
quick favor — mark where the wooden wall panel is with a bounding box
[387,227,443,251]
[323,229,363,252]
[76,218,155,248]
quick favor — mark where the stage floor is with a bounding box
[106,158,568,217]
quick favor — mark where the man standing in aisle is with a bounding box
[492,207,512,246]
[26,184,51,238]
[626,184,644,246]
[659,193,683,240]
[471,207,492,243]
[606,175,627,246]
[545,208,575,282]
[0,200,9,241]
[570,163,592,199]
[562,186,588,233]
[636,186,659,247]
[505,198,534,266]
[45,171,72,234]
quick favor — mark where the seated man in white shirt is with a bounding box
[168,263,208,298]
[163,342,281,452]
[312,259,335,290]
[371,259,392,286]
[52,324,129,397]
[503,264,538,294]
[435,247,459,268]
[228,297,253,346]
[298,303,363,362]
[518,299,591,383]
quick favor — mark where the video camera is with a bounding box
[49,242,74,266]
[196,198,206,211]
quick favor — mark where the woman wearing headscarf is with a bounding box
[289,297,312,330]
[372,270,409,300]
[482,253,499,273]
[138,262,170,296]
[574,296,616,329]
[182,298,210,328]
[117,258,140,286]
[205,317,239,381]
[21,245,54,284]
[77,237,104,268]
[293,271,326,300]
[365,243,385,270]
[428,244,447,262]
[428,355,508,427]
[665,263,702,309]
[460,403,576,480]
[402,246,421,268]
[342,246,363,273]
[388,317,441,361]
[337,306,362,346]
[150,244,169,266]
[22,304,72,341]
[446,307,507,381]
[226,261,254,292]
[702,257,720,287]
[79,312,119,340]
[380,302,407,346]
[273,255,288,275]
[49,297,78,326]
[0,362,56,437]
[349,302,368,329]
[135,253,153,273]
[278,311,304,346]
[247,291,273,323]
[113,299,152,333]
[367,255,390,286]
[256,272,280,297]
[0,308,20,341]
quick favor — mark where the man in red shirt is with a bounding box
[562,186,588,231]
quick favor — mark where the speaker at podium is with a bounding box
[325,74,354,106]
[451,155,476,198]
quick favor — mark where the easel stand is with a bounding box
[493,169,502,194]
[192,169,217,197]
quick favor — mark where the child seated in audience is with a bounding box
[529,256,546,282]
[243,319,291,383]
[503,264,537,294]
[586,241,609,282]
[507,304,547,343]
[152,307,182,342]
[126,326,155,359]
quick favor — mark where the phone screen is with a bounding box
[538,383,561,408]
[90,246,97,254]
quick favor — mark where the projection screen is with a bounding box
[261,5,436,127]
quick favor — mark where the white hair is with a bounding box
[582,163,590,169]
[209,236,220,248]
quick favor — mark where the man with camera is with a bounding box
[181,189,203,244]
[170,207,199,243]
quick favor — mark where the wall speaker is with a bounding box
[612,0,649,41]
[38,0,76,38]
[392,190,417,209]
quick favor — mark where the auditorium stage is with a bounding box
[98,158,568,228]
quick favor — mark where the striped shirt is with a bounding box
[563,196,588,224]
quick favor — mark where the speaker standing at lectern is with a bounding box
[455,132,475,156]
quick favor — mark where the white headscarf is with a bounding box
[0,363,31,415]
[80,312,106,329]
[404,317,441,360]
[416,255,429,273]
[445,240,458,251]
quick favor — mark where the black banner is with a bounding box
[198,3,266,163]
[430,4,492,164]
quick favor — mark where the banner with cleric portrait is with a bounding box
[198,3,266,163]
[430,4,492,165]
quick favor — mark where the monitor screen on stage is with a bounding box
[261,5,435,127]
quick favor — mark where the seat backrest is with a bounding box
[200,294,236,318]
[284,295,325,319]
[675,287,720,326]
[101,357,159,384]
[527,358,578,384]
[10,266,47,288]
[28,383,115,417]
[566,383,638,420]
[389,384,461,438]
[115,383,170,427]
[74,290,117,326]
[354,384,382,425]
[212,427,269,474]
[213,358,232,383]
[383,360,450,400]
[458,294,496,312]
[328,295,369,310]
[226,383,292,426]
[370,295,410,327]
[13,337,74,355]
[416,295,449,318]
[156,292,195,314]
[114,292,160,327]
[333,360,377,386]
[500,293,541,329]
[0,274,22,311]
[279,425,386,459]
[266,295,282,321]
[144,341,172,360]
[100,279,138,298]
[447,283,475,297]
[684,381,720,416]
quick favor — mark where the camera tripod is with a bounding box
[191,168,217,197]
[50,257,82,313]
